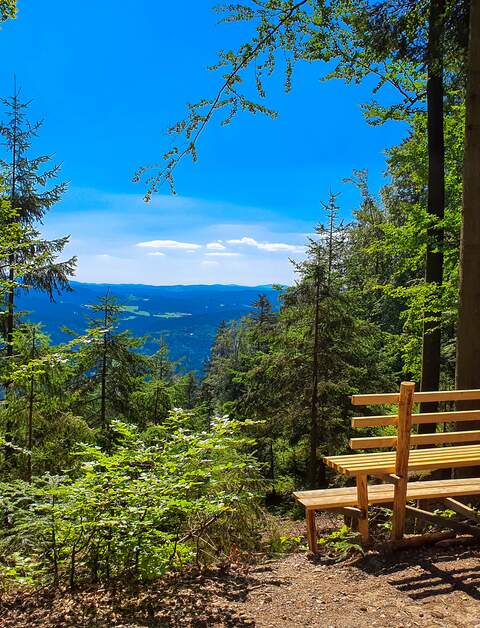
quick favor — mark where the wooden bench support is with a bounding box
[356,473,369,542]
[405,504,480,538]
[392,382,415,541]
[391,530,457,550]
[306,509,317,553]
[336,506,363,518]
[443,497,480,522]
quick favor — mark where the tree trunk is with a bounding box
[419,0,445,432]
[4,89,19,464]
[26,328,36,483]
[308,269,322,489]
[455,0,480,457]
[153,384,160,424]
[100,306,108,444]
[269,439,276,494]
[27,373,34,482]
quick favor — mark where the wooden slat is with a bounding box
[293,478,480,510]
[325,444,480,476]
[351,392,399,406]
[330,457,480,476]
[351,389,480,407]
[352,414,398,428]
[414,389,480,403]
[329,443,480,463]
[328,452,480,472]
[352,409,480,428]
[328,447,480,466]
[350,430,480,450]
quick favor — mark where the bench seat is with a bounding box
[325,444,480,476]
[294,477,480,511]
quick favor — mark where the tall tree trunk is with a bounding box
[27,372,34,482]
[4,87,19,464]
[26,329,35,483]
[153,384,160,424]
[6,84,19,362]
[269,439,276,495]
[6,264,14,361]
[419,0,446,433]
[308,268,322,489]
[456,0,480,435]
[100,306,108,444]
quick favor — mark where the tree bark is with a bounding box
[4,88,19,465]
[100,304,108,445]
[419,0,445,432]
[308,268,322,489]
[456,0,480,408]
[26,329,35,483]
[455,0,480,479]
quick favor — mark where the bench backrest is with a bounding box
[349,382,480,475]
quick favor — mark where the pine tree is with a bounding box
[0,321,91,480]
[250,294,276,351]
[70,293,147,448]
[0,87,76,363]
[131,337,176,427]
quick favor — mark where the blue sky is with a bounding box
[0,0,405,285]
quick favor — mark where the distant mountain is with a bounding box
[17,282,282,372]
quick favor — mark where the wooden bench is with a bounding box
[294,383,480,551]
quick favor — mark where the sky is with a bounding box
[0,1,406,286]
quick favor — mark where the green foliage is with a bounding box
[0,413,263,586]
[433,507,457,519]
[268,532,301,556]
[0,0,15,22]
[317,524,364,562]
[0,0,472,589]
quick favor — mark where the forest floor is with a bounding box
[2,515,480,627]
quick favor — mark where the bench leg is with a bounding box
[356,473,369,543]
[306,509,317,553]
[392,477,408,540]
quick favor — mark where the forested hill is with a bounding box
[17,281,281,371]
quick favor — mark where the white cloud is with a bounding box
[227,237,258,247]
[147,251,166,257]
[95,253,131,262]
[206,241,226,251]
[201,260,219,267]
[205,251,241,257]
[227,236,305,253]
[136,239,202,250]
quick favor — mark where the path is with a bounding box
[3,543,480,626]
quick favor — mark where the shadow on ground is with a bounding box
[0,564,258,627]
[357,542,480,604]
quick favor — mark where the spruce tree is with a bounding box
[0,87,76,363]
[131,337,176,427]
[70,293,147,448]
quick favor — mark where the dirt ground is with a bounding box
[3,517,480,627]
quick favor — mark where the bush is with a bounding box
[0,411,263,587]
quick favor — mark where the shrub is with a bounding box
[0,411,263,587]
